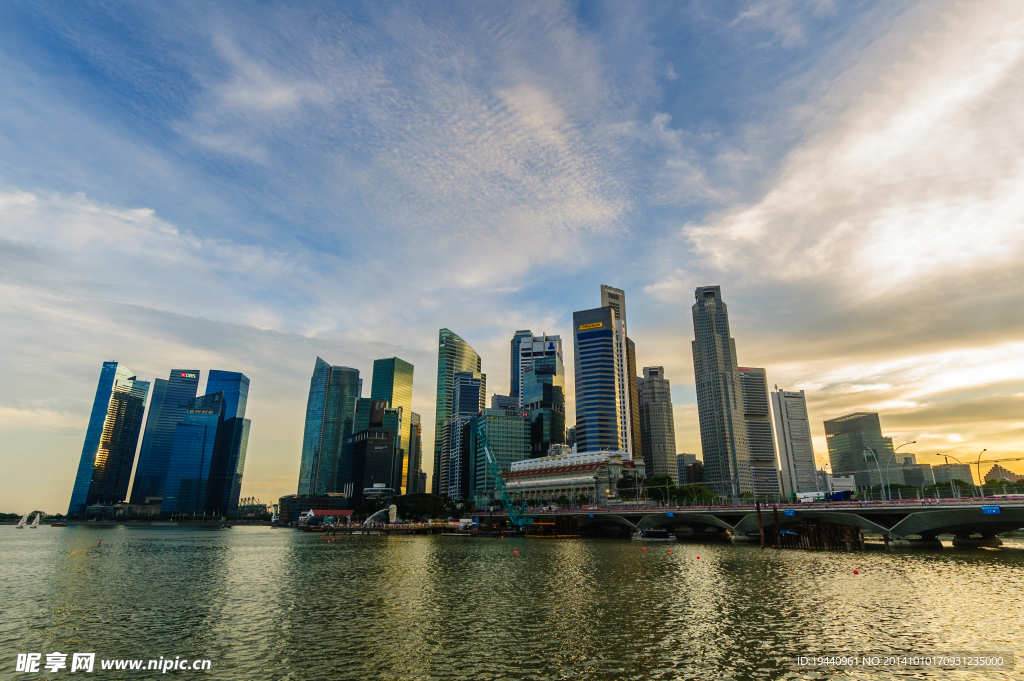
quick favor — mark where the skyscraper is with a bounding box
[470,407,531,504]
[161,392,224,514]
[626,338,642,460]
[522,354,566,456]
[738,367,781,496]
[297,358,360,495]
[823,412,903,488]
[691,286,752,496]
[510,330,533,398]
[130,369,200,504]
[432,329,484,494]
[204,371,251,515]
[771,388,818,498]
[343,398,403,503]
[406,412,423,493]
[441,371,485,499]
[600,285,634,457]
[572,306,624,453]
[514,332,562,406]
[69,362,150,516]
[638,367,677,482]
[371,357,415,494]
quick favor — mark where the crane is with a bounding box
[477,421,529,527]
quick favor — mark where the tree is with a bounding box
[647,475,675,503]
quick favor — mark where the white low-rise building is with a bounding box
[505,449,645,505]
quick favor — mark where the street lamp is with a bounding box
[935,453,972,498]
[883,442,916,502]
[976,449,987,496]
[863,447,885,500]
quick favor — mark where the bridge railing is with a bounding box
[508,497,1022,514]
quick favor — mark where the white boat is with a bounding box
[30,513,41,529]
[632,529,677,542]
[15,514,28,529]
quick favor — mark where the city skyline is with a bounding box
[4,2,1024,514]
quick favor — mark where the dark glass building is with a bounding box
[161,393,225,514]
[204,371,252,515]
[442,371,485,499]
[297,358,360,495]
[343,398,403,503]
[432,329,484,494]
[824,412,902,488]
[130,369,200,503]
[572,306,623,453]
[626,338,642,460]
[510,330,533,398]
[522,354,565,457]
[206,370,249,420]
[69,362,150,516]
[370,357,415,494]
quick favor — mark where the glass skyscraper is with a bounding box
[691,286,752,497]
[442,371,485,499]
[510,330,533,398]
[470,408,531,504]
[738,367,781,496]
[572,306,623,453]
[432,329,484,495]
[161,393,224,514]
[69,362,150,516]
[297,358,360,495]
[522,354,565,457]
[130,369,200,503]
[824,412,902,488]
[600,285,635,457]
[370,357,415,494]
[204,371,251,515]
[771,388,819,497]
[206,370,249,420]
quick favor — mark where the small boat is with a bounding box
[15,514,28,529]
[30,513,41,529]
[632,529,677,542]
[220,524,232,529]
[51,520,67,527]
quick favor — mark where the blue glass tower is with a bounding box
[297,358,360,495]
[68,362,150,515]
[572,307,623,453]
[161,393,225,514]
[204,371,252,515]
[130,369,200,503]
[206,370,249,420]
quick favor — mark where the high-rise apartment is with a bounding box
[691,286,751,496]
[638,367,677,482]
[522,354,566,457]
[130,369,200,503]
[600,285,634,457]
[738,367,780,496]
[432,329,484,494]
[771,388,818,498]
[69,362,150,515]
[370,357,415,494]
[297,358,360,495]
[572,306,624,453]
[823,412,903,488]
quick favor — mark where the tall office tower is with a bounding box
[406,412,423,493]
[69,362,150,516]
[902,459,935,487]
[297,358,360,495]
[573,306,624,453]
[638,367,678,482]
[738,368,781,496]
[823,412,903,488]
[933,463,973,485]
[522,354,566,456]
[130,369,200,503]
[371,357,414,493]
[691,286,752,496]
[204,371,252,515]
[515,333,562,406]
[600,285,634,457]
[161,393,225,514]
[469,407,531,504]
[771,387,818,498]
[566,425,576,449]
[343,399,402,503]
[626,339,642,460]
[432,329,484,495]
[441,371,485,499]
[510,330,533,397]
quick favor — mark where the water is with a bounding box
[2,526,1023,680]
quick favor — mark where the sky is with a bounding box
[2,0,1023,515]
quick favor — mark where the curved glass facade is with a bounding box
[432,329,484,495]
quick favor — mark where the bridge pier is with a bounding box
[729,530,758,543]
[952,534,1003,548]
[888,534,944,549]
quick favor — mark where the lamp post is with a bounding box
[883,441,916,502]
[935,453,972,498]
[864,447,885,501]
[975,449,987,496]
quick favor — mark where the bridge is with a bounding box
[488,499,1024,548]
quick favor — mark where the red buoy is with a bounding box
[668,549,672,553]
[98,540,102,546]
[514,550,519,555]
[642,547,647,551]
[696,556,700,559]
[853,569,859,574]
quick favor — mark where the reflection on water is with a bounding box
[2,526,1023,680]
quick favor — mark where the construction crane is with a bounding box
[477,421,529,527]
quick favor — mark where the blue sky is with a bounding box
[3,1,1024,513]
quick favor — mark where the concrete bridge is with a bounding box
[509,499,1024,548]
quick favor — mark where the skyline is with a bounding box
[3,1,1024,514]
